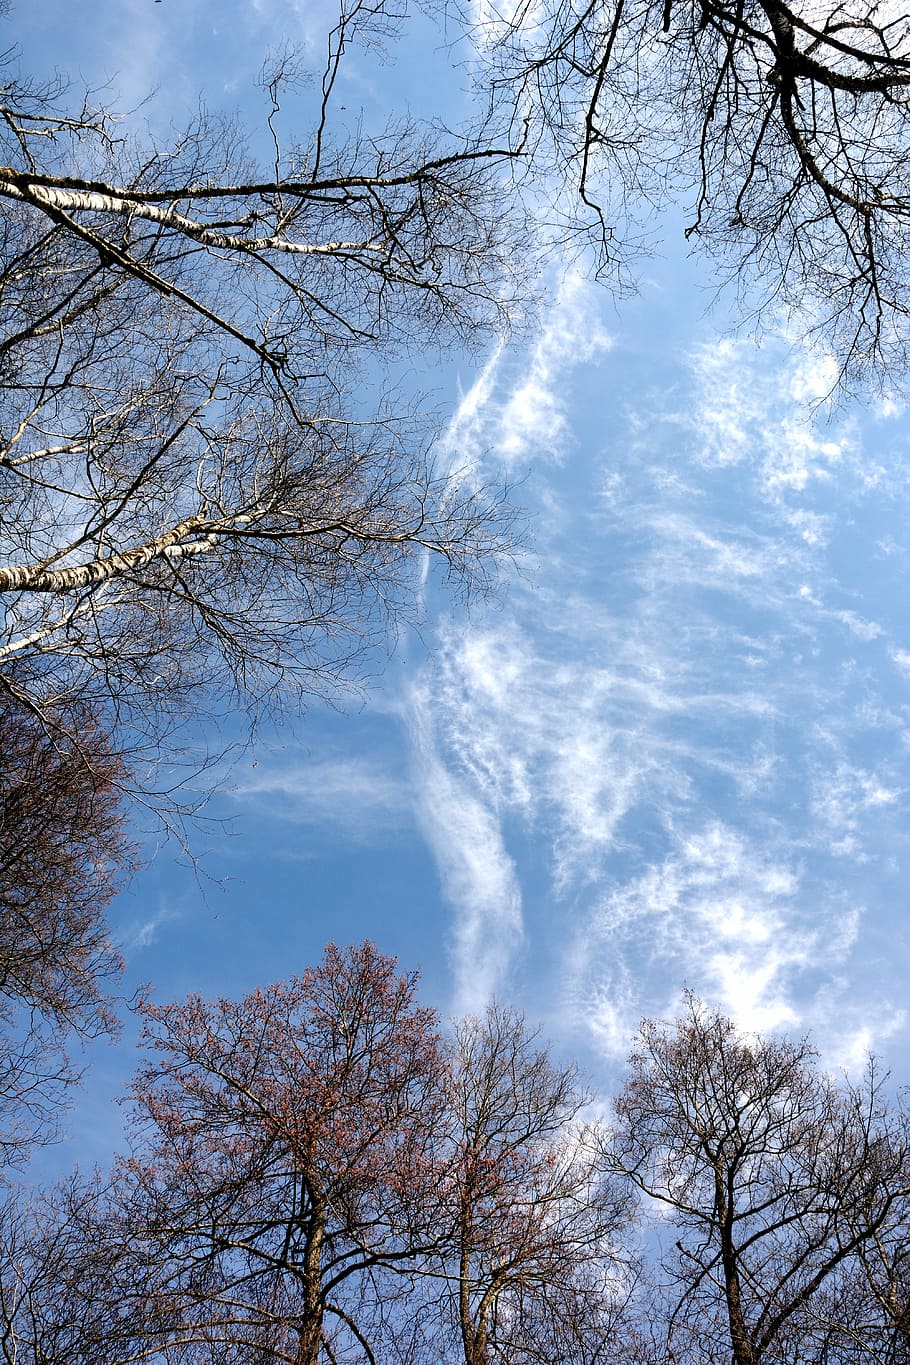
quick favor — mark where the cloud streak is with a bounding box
[407,676,524,1014]
[404,293,910,1072]
[232,756,410,843]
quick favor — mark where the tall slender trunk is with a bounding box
[296,1198,325,1365]
[458,1169,488,1365]
[715,1163,757,1365]
[0,515,225,594]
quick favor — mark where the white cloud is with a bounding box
[686,339,759,468]
[436,344,505,478]
[437,273,612,475]
[569,822,818,1043]
[762,417,844,493]
[120,902,180,953]
[786,350,841,404]
[495,275,612,466]
[687,335,860,501]
[834,610,883,641]
[825,1007,908,1074]
[417,613,697,896]
[406,284,910,1073]
[813,763,903,850]
[232,757,409,842]
[407,677,524,1013]
[783,508,831,547]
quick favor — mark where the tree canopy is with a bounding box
[0,692,131,1164]
[2,5,910,1355]
[0,6,529,782]
[481,0,910,387]
[0,953,906,1364]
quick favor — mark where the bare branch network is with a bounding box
[482,0,910,384]
[0,0,533,1168]
[0,949,907,1365]
[5,13,910,1357]
[0,14,531,767]
[6,0,910,785]
[0,690,133,1165]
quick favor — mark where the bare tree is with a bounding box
[84,942,449,1365]
[0,689,132,1166]
[797,1074,910,1364]
[0,1177,127,1365]
[0,990,636,1365]
[853,1133,910,1362]
[3,973,909,1365]
[409,1003,634,1365]
[482,0,910,386]
[0,4,529,799]
[611,994,910,1365]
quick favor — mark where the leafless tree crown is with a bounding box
[611,993,910,1364]
[481,0,910,385]
[0,692,132,1165]
[0,5,531,785]
[0,968,906,1363]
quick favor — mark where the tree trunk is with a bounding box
[296,1198,325,1365]
[715,1163,757,1365]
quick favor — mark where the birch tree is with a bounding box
[0,3,528,787]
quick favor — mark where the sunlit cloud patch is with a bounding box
[409,282,910,1070]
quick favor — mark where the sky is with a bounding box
[11,0,910,1174]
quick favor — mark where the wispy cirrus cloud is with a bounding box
[407,675,524,1014]
[493,274,613,467]
[403,273,617,1003]
[812,762,904,856]
[232,756,410,843]
[119,901,182,955]
[438,272,613,478]
[570,820,813,1040]
[406,294,910,1070]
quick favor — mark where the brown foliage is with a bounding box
[116,942,447,1365]
[0,689,132,1164]
[0,967,907,1364]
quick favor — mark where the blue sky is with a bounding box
[13,0,910,1172]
